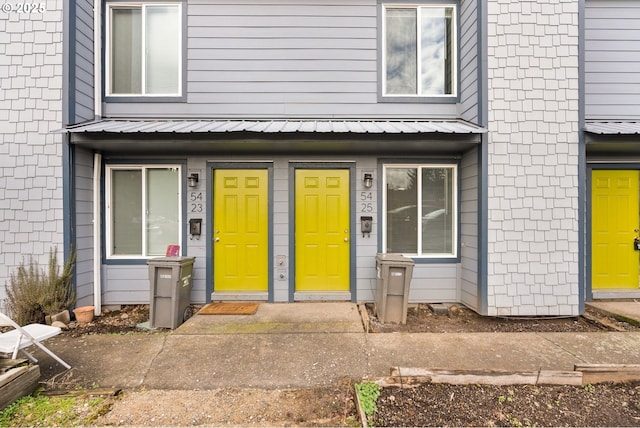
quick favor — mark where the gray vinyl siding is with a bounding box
[99,150,469,305]
[459,146,479,310]
[409,265,459,302]
[585,0,640,120]
[102,265,150,304]
[102,0,479,119]
[74,147,94,306]
[72,0,94,123]
[459,0,479,123]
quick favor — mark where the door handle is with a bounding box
[215,237,220,242]
[344,237,349,242]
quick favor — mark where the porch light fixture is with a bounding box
[363,173,373,188]
[187,173,199,188]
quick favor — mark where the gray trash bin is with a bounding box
[148,256,195,329]
[375,253,414,324]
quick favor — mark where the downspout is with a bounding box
[93,153,102,315]
[93,0,102,316]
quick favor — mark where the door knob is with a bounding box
[344,237,349,242]
[215,237,220,242]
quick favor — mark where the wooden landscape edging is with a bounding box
[382,367,583,386]
[0,360,40,410]
[575,364,640,385]
[373,365,640,388]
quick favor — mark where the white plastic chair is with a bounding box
[0,312,71,369]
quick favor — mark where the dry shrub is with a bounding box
[5,247,76,325]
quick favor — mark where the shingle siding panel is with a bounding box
[0,0,64,309]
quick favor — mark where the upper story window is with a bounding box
[383,164,457,258]
[382,4,456,98]
[106,165,181,258]
[106,2,182,97]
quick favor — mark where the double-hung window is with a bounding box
[384,164,457,257]
[106,165,181,258]
[106,2,182,96]
[382,4,456,97]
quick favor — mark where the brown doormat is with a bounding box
[198,302,259,315]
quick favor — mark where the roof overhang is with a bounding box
[584,121,640,135]
[64,119,486,155]
[585,121,640,158]
[65,118,486,135]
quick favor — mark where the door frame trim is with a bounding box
[206,162,274,303]
[587,164,640,301]
[288,162,357,302]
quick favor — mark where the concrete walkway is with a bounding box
[39,302,640,390]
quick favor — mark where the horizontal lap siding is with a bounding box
[459,0,479,123]
[104,0,458,118]
[74,148,94,306]
[409,265,459,303]
[187,1,377,113]
[73,0,94,123]
[585,0,640,119]
[460,147,479,310]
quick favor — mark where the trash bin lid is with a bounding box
[375,253,414,265]
[147,256,196,266]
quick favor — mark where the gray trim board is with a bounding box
[288,162,357,303]
[578,0,586,313]
[376,157,462,264]
[101,158,188,265]
[585,163,640,303]
[477,0,488,315]
[206,162,275,303]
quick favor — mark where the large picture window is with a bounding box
[384,165,457,257]
[383,4,456,97]
[106,3,182,96]
[106,165,181,258]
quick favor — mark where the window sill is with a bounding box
[105,95,186,103]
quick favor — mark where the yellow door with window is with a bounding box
[592,170,639,289]
[213,169,268,292]
[295,169,350,292]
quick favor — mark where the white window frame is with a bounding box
[105,2,182,97]
[105,164,182,259]
[381,3,457,98]
[382,164,458,258]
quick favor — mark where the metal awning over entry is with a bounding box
[585,121,640,135]
[585,121,640,159]
[65,119,486,135]
[64,119,486,155]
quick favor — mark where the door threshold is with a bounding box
[211,292,268,301]
[592,289,640,300]
[294,291,351,301]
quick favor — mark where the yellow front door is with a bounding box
[295,169,350,292]
[213,169,268,292]
[592,170,639,289]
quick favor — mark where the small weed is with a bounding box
[498,389,515,404]
[356,381,381,424]
[584,384,596,393]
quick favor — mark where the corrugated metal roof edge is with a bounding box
[584,121,640,135]
[62,119,487,134]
